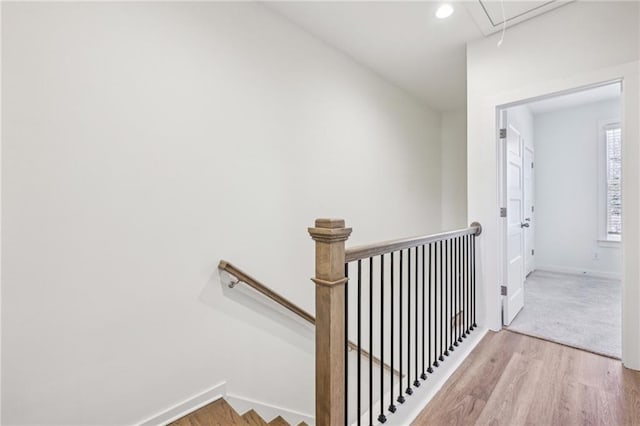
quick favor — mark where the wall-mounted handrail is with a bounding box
[219,260,315,324]
[218,260,399,376]
[345,222,482,263]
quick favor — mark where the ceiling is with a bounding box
[527,82,621,115]
[268,1,574,112]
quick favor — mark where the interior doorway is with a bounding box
[498,81,623,358]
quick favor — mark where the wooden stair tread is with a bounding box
[242,409,269,426]
[171,398,245,426]
[268,415,289,426]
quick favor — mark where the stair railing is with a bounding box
[218,260,398,375]
[308,219,481,426]
[219,260,315,324]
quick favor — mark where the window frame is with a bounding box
[597,118,622,245]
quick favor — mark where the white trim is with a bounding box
[497,110,508,328]
[225,393,314,426]
[597,238,622,248]
[137,381,228,426]
[536,265,621,281]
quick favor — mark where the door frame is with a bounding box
[498,110,527,325]
[523,145,535,276]
[467,61,639,369]
[496,79,623,328]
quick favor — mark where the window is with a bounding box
[602,123,622,242]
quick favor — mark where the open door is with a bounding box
[524,147,535,276]
[503,116,525,325]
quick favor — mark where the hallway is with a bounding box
[412,330,640,425]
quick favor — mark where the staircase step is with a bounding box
[171,398,245,426]
[268,416,289,426]
[242,409,269,426]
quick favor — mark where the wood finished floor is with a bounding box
[412,330,640,426]
[171,398,301,426]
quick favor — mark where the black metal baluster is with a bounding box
[414,247,420,387]
[357,260,362,426]
[452,238,457,347]
[439,240,444,362]
[465,235,470,336]
[345,263,349,426]
[398,250,405,404]
[447,239,455,352]
[369,258,373,426]
[421,245,427,381]
[389,253,396,413]
[449,239,453,351]
[453,237,459,348]
[460,236,464,339]
[444,239,450,357]
[378,255,386,424]
[457,237,463,344]
[472,235,477,329]
[406,248,413,396]
[451,238,460,348]
[427,243,434,374]
[447,239,454,352]
[451,239,455,351]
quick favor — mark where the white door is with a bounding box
[524,147,535,276]
[504,122,525,325]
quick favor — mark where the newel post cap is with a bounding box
[308,218,352,243]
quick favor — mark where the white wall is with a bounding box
[467,1,640,368]
[535,99,622,278]
[441,109,467,229]
[1,2,444,424]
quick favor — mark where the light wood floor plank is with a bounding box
[172,398,246,426]
[412,330,640,426]
[474,352,544,426]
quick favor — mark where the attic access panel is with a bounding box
[464,0,575,36]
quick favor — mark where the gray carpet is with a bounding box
[507,270,621,358]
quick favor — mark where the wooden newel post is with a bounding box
[308,218,352,426]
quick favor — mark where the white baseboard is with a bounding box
[137,381,227,426]
[226,394,314,426]
[535,265,621,280]
[136,381,314,426]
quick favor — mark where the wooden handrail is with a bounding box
[219,260,315,324]
[345,222,482,262]
[218,260,399,376]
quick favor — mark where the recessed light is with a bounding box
[435,3,454,19]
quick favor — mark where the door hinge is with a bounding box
[532,249,535,255]
[501,285,507,296]
[500,128,507,139]
[500,207,507,217]
[532,206,535,213]
[531,162,534,169]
